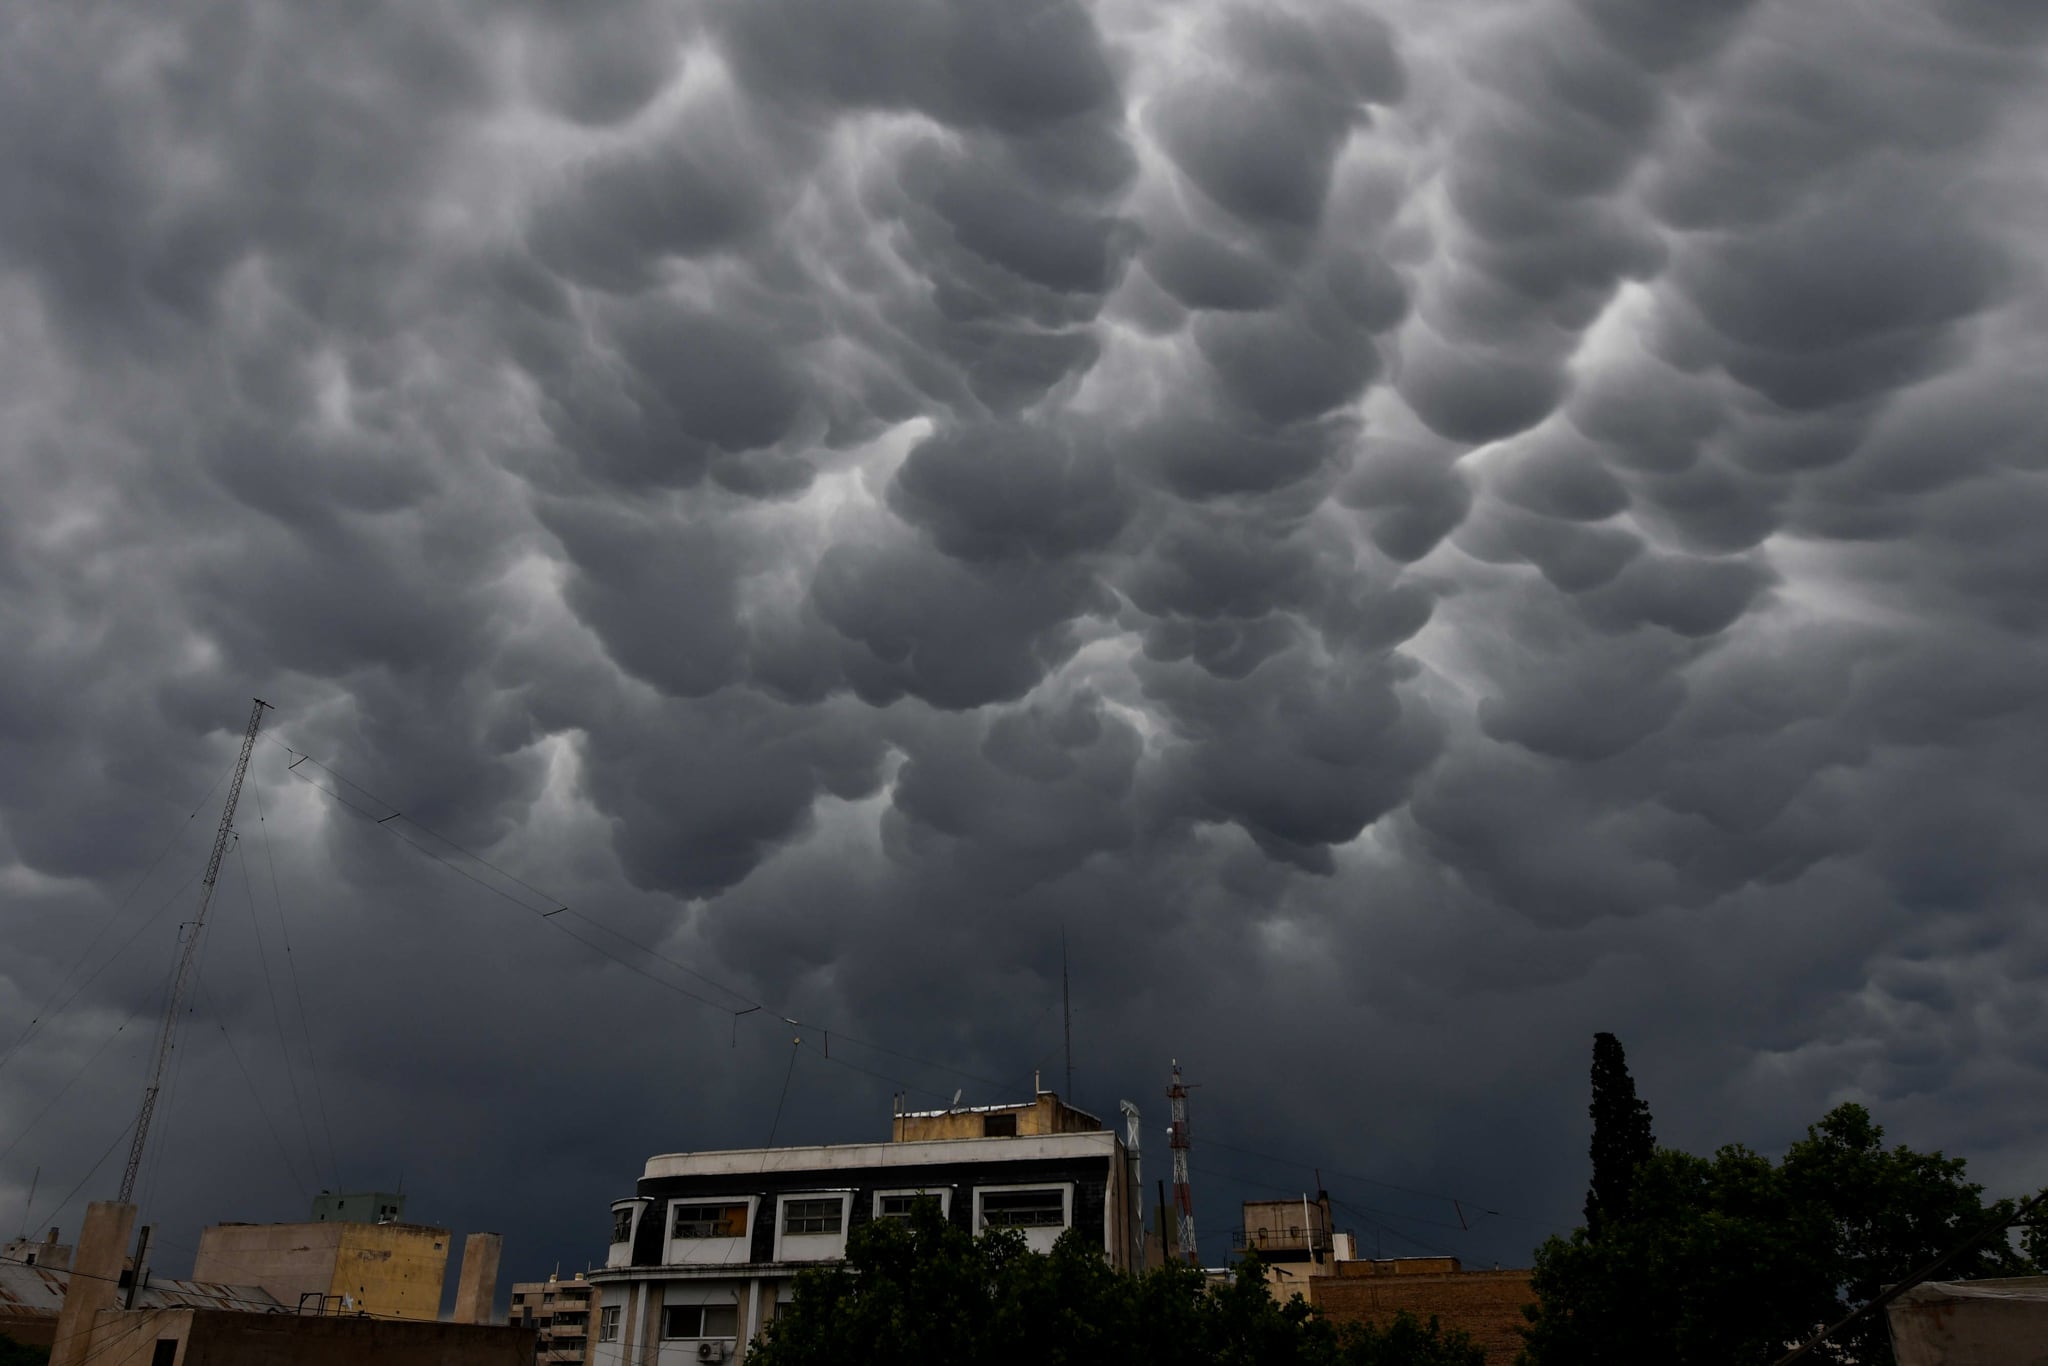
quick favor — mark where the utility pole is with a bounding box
[1168,1059,1197,1266]
[118,698,270,1204]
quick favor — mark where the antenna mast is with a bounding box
[1168,1059,1197,1265]
[118,697,270,1204]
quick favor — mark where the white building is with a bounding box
[588,1091,1139,1364]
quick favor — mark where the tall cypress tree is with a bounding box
[1584,1031,1655,1238]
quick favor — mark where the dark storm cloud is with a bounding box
[4,0,2048,1296]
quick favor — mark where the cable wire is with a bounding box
[251,777,339,1189]
[264,734,1020,1105]
[191,972,309,1201]
[231,835,321,1193]
[0,1009,146,1166]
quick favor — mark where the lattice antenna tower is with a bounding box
[1168,1059,1197,1265]
[118,697,270,1203]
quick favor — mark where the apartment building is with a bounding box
[512,1272,599,1365]
[588,1090,1137,1364]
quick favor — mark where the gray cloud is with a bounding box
[3,0,2047,1295]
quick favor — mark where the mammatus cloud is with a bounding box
[2,0,2046,1280]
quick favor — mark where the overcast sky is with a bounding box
[3,0,2047,1294]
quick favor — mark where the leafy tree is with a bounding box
[1584,1032,1655,1238]
[1341,1311,1487,1366]
[1522,1102,2035,1366]
[748,1198,1491,1366]
[1777,1104,2033,1365]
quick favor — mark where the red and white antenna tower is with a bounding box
[1168,1059,1197,1265]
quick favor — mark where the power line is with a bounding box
[231,836,320,1197]
[22,1115,135,1240]
[1200,1136,1566,1229]
[250,778,340,1191]
[191,972,310,1202]
[0,789,216,1082]
[263,735,1026,1106]
[0,1010,146,1167]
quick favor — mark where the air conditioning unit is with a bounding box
[695,1342,728,1362]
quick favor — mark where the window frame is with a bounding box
[974,1183,1073,1231]
[662,1195,758,1266]
[597,1306,620,1343]
[872,1187,953,1220]
[780,1197,845,1236]
[669,1199,753,1241]
[771,1190,856,1262]
[660,1303,740,1341]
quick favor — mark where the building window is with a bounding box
[662,1305,740,1339]
[612,1208,633,1243]
[980,1187,1066,1228]
[672,1203,749,1239]
[875,1191,944,1220]
[598,1307,620,1342]
[782,1198,844,1235]
[982,1113,1018,1137]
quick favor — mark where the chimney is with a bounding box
[452,1232,502,1324]
[44,1227,58,1247]
[50,1201,137,1366]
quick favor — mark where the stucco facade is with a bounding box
[191,1220,450,1319]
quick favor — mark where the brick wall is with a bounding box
[1311,1268,1535,1362]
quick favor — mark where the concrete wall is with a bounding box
[192,1225,344,1312]
[1887,1277,2048,1366]
[452,1232,501,1324]
[83,1306,535,1366]
[192,1222,449,1320]
[1311,1266,1535,1362]
[51,1200,137,1366]
[1,1314,56,1349]
[331,1223,450,1319]
[895,1095,1101,1142]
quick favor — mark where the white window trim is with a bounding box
[664,1195,760,1265]
[609,1199,646,1247]
[772,1190,856,1262]
[973,1181,1074,1232]
[873,1186,953,1220]
[658,1301,741,1341]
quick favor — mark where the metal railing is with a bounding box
[1231,1226,1347,1255]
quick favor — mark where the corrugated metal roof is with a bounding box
[0,1263,287,1318]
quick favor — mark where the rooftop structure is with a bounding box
[1237,1193,1356,1301]
[891,1087,1103,1142]
[0,1259,285,1351]
[35,1201,524,1366]
[193,1217,453,1319]
[310,1190,407,1224]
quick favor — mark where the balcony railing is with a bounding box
[1232,1227,1348,1256]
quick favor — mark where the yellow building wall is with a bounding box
[895,1094,1101,1141]
[330,1223,451,1320]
